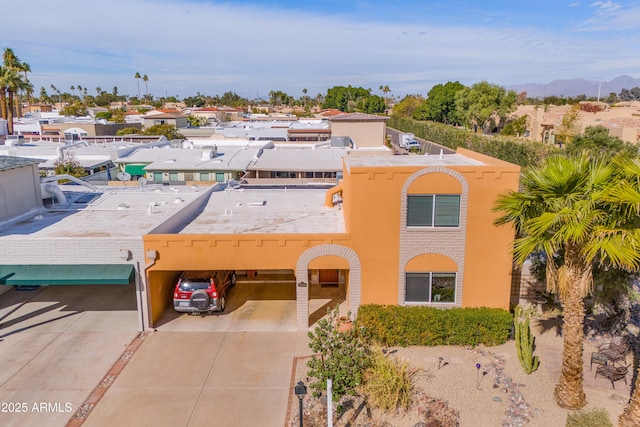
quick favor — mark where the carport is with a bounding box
[150,269,299,331]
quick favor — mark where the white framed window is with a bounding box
[407,195,460,227]
[405,272,456,303]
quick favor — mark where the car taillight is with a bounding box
[210,278,217,298]
[174,292,178,298]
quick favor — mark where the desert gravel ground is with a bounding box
[290,315,635,426]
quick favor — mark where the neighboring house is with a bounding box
[142,112,188,129]
[23,103,53,114]
[0,138,169,180]
[119,144,261,185]
[514,102,640,144]
[287,120,331,142]
[328,113,389,148]
[242,147,346,185]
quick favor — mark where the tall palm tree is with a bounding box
[494,155,640,410]
[2,48,31,120]
[2,68,26,134]
[0,65,10,122]
[611,157,640,426]
[142,74,148,100]
[134,72,141,99]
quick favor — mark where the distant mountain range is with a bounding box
[507,75,640,99]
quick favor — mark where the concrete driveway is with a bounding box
[0,285,139,427]
[83,330,311,427]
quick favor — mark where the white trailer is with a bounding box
[398,132,415,149]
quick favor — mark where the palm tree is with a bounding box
[0,66,10,123]
[142,74,148,100]
[134,72,141,99]
[2,48,31,119]
[1,67,26,134]
[494,155,640,410]
[612,157,640,426]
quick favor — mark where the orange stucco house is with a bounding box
[143,148,520,329]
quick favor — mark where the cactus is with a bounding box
[514,306,539,374]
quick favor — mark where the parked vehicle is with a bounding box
[405,140,421,151]
[173,270,236,314]
[398,132,415,149]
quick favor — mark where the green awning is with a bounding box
[0,265,135,285]
[124,164,147,176]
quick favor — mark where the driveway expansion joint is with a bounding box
[65,330,150,427]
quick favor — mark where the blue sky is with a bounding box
[2,0,640,100]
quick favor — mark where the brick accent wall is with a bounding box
[398,167,469,307]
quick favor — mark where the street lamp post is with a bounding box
[294,380,307,427]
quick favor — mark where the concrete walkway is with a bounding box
[83,330,311,427]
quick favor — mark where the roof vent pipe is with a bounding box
[42,183,68,205]
[439,149,443,160]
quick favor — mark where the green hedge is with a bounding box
[356,304,512,347]
[388,117,558,168]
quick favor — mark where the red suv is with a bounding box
[173,270,236,314]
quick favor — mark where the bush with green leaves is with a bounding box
[362,346,419,411]
[566,408,612,427]
[357,304,512,347]
[306,306,371,401]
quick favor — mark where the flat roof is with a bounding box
[0,185,206,238]
[343,152,484,170]
[123,146,260,171]
[249,148,346,171]
[179,187,345,234]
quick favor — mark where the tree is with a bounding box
[322,86,374,112]
[455,81,517,133]
[391,95,423,119]
[501,115,528,137]
[142,74,149,99]
[60,102,88,117]
[110,109,126,124]
[618,87,640,101]
[54,153,87,178]
[555,107,581,146]
[268,90,290,106]
[306,305,370,401]
[1,48,32,133]
[143,123,183,139]
[493,155,640,409]
[413,81,466,124]
[134,72,141,99]
[116,127,141,136]
[566,125,637,158]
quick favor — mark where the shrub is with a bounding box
[566,408,613,427]
[307,306,371,401]
[388,116,558,168]
[357,304,512,347]
[362,346,420,411]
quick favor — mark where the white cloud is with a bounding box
[2,0,638,98]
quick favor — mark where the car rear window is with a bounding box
[179,280,210,291]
